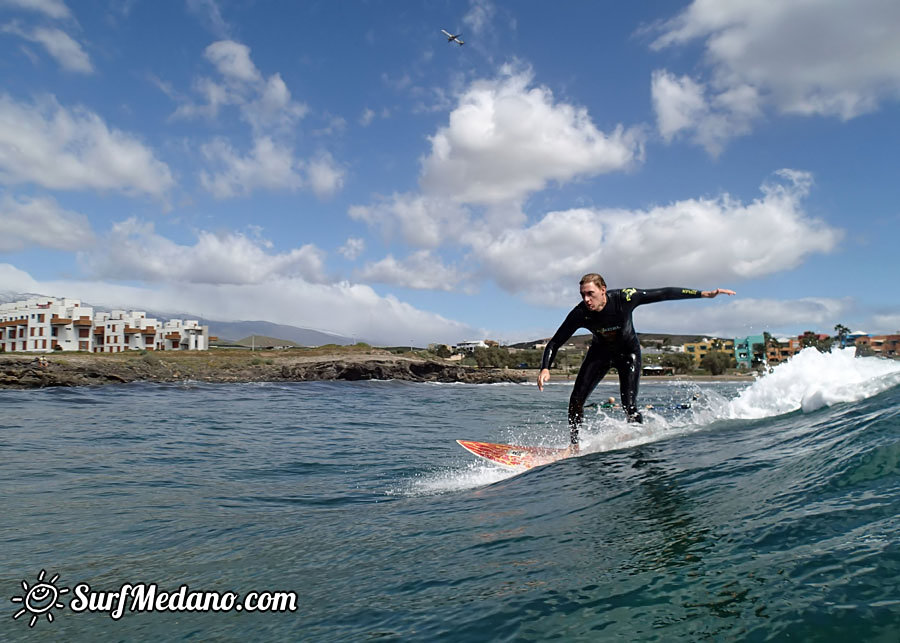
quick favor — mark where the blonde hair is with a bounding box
[580,273,606,289]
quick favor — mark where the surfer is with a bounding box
[537,273,735,449]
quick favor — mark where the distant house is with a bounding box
[733,334,766,369]
[456,340,488,353]
[683,338,736,368]
[766,337,798,365]
[855,333,900,357]
[0,297,209,353]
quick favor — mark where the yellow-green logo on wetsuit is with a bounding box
[681,289,698,295]
[622,288,637,301]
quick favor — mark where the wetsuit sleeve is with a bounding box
[628,287,703,308]
[540,307,583,370]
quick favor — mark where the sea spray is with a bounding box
[725,348,900,419]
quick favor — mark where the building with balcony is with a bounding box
[733,334,766,369]
[855,333,900,357]
[0,298,209,353]
[682,338,736,368]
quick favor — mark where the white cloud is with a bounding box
[463,0,496,36]
[0,94,174,198]
[1,23,92,73]
[170,40,344,199]
[0,263,482,346]
[199,138,345,199]
[81,218,327,285]
[174,40,308,133]
[0,192,94,251]
[186,0,229,39]
[358,251,467,291]
[338,237,364,260]
[419,67,645,205]
[650,69,760,155]
[472,170,841,305]
[349,193,470,248]
[629,296,853,337]
[0,0,70,20]
[871,313,900,334]
[359,108,375,127]
[247,73,308,132]
[200,136,302,198]
[650,0,900,150]
[304,153,344,198]
[204,39,260,84]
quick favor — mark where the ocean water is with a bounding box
[1,347,899,641]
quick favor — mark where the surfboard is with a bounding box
[456,439,570,470]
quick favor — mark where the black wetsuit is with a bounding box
[541,287,702,443]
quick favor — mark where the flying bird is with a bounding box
[441,29,464,46]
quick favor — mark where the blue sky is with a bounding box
[1,0,898,345]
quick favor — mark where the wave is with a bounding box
[725,348,900,418]
[402,348,900,495]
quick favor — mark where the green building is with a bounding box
[733,334,766,369]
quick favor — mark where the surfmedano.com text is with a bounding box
[69,582,297,620]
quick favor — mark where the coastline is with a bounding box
[0,349,525,389]
[0,349,756,390]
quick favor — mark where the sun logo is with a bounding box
[11,569,69,628]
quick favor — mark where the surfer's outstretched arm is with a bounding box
[701,288,736,298]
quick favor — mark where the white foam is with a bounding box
[391,461,519,495]
[391,349,900,496]
[725,348,900,419]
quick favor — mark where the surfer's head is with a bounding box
[580,273,606,290]
[579,273,607,311]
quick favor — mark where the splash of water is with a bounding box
[400,348,900,494]
[725,348,900,419]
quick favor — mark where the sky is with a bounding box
[1,0,899,346]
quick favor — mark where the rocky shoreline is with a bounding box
[0,351,528,389]
[0,348,756,391]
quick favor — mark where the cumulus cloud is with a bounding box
[650,0,900,150]
[170,40,345,199]
[304,153,344,198]
[358,251,468,291]
[472,170,841,305]
[349,192,470,248]
[0,192,94,251]
[419,67,645,205]
[0,94,174,198]
[463,0,496,36]
[871,313,900,334]
[629,296,853,337]
[0,0,71,20]
[186,0,230,39]
[1,23,92,73]
[338,237,365,260]
[650,70,760,155]
[174,40,307,133]
[200,136,302,198]
[81,218,328,285]
[0,263,482,346]
[359,108,375,127]
[199,137,345,199]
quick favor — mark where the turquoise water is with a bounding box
[2,349,899,641]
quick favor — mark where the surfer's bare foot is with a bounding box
[562,444,580,457]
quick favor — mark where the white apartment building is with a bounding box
[455,340,488,353]
[0,298,209,353]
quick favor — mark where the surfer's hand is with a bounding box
[537,368,550,391]
[701,288,736,298]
